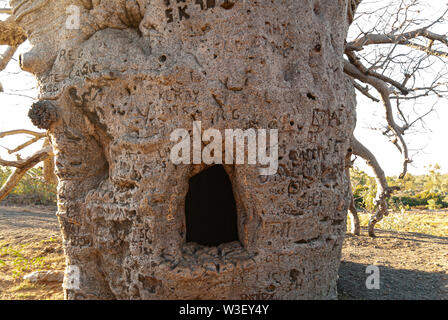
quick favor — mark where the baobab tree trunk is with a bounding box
[10,0,356,299]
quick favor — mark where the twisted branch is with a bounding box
[0,147,52,202]
[344,56,411,178]
[351,136,400,237]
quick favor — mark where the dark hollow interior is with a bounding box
[185,165,239,247]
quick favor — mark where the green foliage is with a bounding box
[0,166,56,206]
[0,243,47,279]
[390,196,425,208]
[350,167,377,211]
[351,163,448,211]
[427,198,443,210]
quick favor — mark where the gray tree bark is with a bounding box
[10,0,356,299]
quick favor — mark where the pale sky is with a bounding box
[349,0,448,176]
[0,1,447,177]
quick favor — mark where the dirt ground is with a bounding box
[339,229,448,299]
[0,205,64,300]
[0,205,447,300]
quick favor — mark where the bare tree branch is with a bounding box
[348,0,363,25]
[7,135,44,154]
[0,147,51,202]
[351,136,400,237]
[0,45,18,72]
[0,146,50,168]
[353,81,380,102]
[347,12,448,52]
[344,3,448,236]
[0,130,45,139]
[344,57,411,178]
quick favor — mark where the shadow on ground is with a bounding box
[0,206,58,231]
[338,259,447,300]
[1,206,447,300]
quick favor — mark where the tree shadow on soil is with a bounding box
[338,261,447,300]
[0,206,58,231]
[373,230,448,245]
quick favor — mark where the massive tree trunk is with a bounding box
[11,0,356,299]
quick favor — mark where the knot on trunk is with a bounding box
[28,100,58,130]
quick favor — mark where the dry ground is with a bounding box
[339,230,448,299]
[0,205,64,300]
[340,210,448,299]
[0,205,446,300]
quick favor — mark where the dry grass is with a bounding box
[0,205,64,300]
[0,237,65,300]
[348,209,448,237]
[341,211,448,299]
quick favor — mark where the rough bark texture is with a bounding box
[28,100,59,130]
[11,0,356,299]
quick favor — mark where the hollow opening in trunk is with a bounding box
[185,165,239,247]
